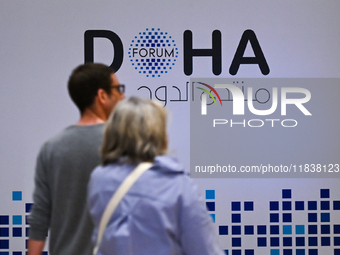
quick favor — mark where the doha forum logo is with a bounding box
[128,28,179,77]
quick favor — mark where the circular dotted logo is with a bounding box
[128,28,178,78]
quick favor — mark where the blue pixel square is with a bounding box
[12,252,22,255]
[270,237,279,247]
[232,202,241,211]
[232,214,241,223]
[321,225,330,234]
[283,237,292,246]
[210,214,215,223]
[0,228,9,237]
[0,252,9,255]
[244,201,254,211]
[334,201,340,210]
[320,201,330,210]
[224,250,228,255]
[245,250,254,255]
[308,237,317,246]
[270,225,279,234]
[12,228,22,237]
[0,240,9,249]
[320,189,329,198]
[270,249,279,255]
[335,237,340,246]
[296,237,305,246]
[283,201,292,210]
[296,225,305,234]
[258,237,267,247]
[257,225,266,234]
[308,225,317,234]
[245,225,254,235]
[25,203,33,213]
[12,215,22,225]
[321,213,330,222]
[0,216,9,225]
[295,201,304,210]
[26,227,29,237]
[232,250,241,255]
[270,213,279,222]
[308,249,317,255]
[270,201,279,210]
[206,190,215,199]
[296,249,305,255]
[308,201,317,210]
[334,249,340,255]
[334,224,340,234]
[282,189,291,198]
[321,237,330,246]
[219,226,228,235]
[206,202,215,211]
[283,213,292,222]
[232,238,241,247]
[12,191,22,201]
[283,249,292,255]
[283,225,292,234]
[308,213,317,222]
[232,226,241,235]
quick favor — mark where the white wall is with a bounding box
[0,1,339,254]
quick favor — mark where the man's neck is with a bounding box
[76,108,106,125]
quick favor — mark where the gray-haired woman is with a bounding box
[88,97,224,255]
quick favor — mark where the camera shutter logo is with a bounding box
[196,82,223,115]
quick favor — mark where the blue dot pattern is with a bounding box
[128,28,178,78]
[208,188,340,255]
[1,187,340,254]
[0,192,49,254]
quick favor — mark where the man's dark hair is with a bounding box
[68,63,115,113]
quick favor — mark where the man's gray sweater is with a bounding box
[29,124,105,255]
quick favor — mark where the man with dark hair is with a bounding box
[28,63,125,255]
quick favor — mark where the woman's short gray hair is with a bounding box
[101,97,167,165]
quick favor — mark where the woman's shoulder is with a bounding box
[151,155,186,174]
[90,162,136,191]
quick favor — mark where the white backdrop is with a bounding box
[1,1,340,254]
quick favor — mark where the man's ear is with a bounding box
[96,88,109,105]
